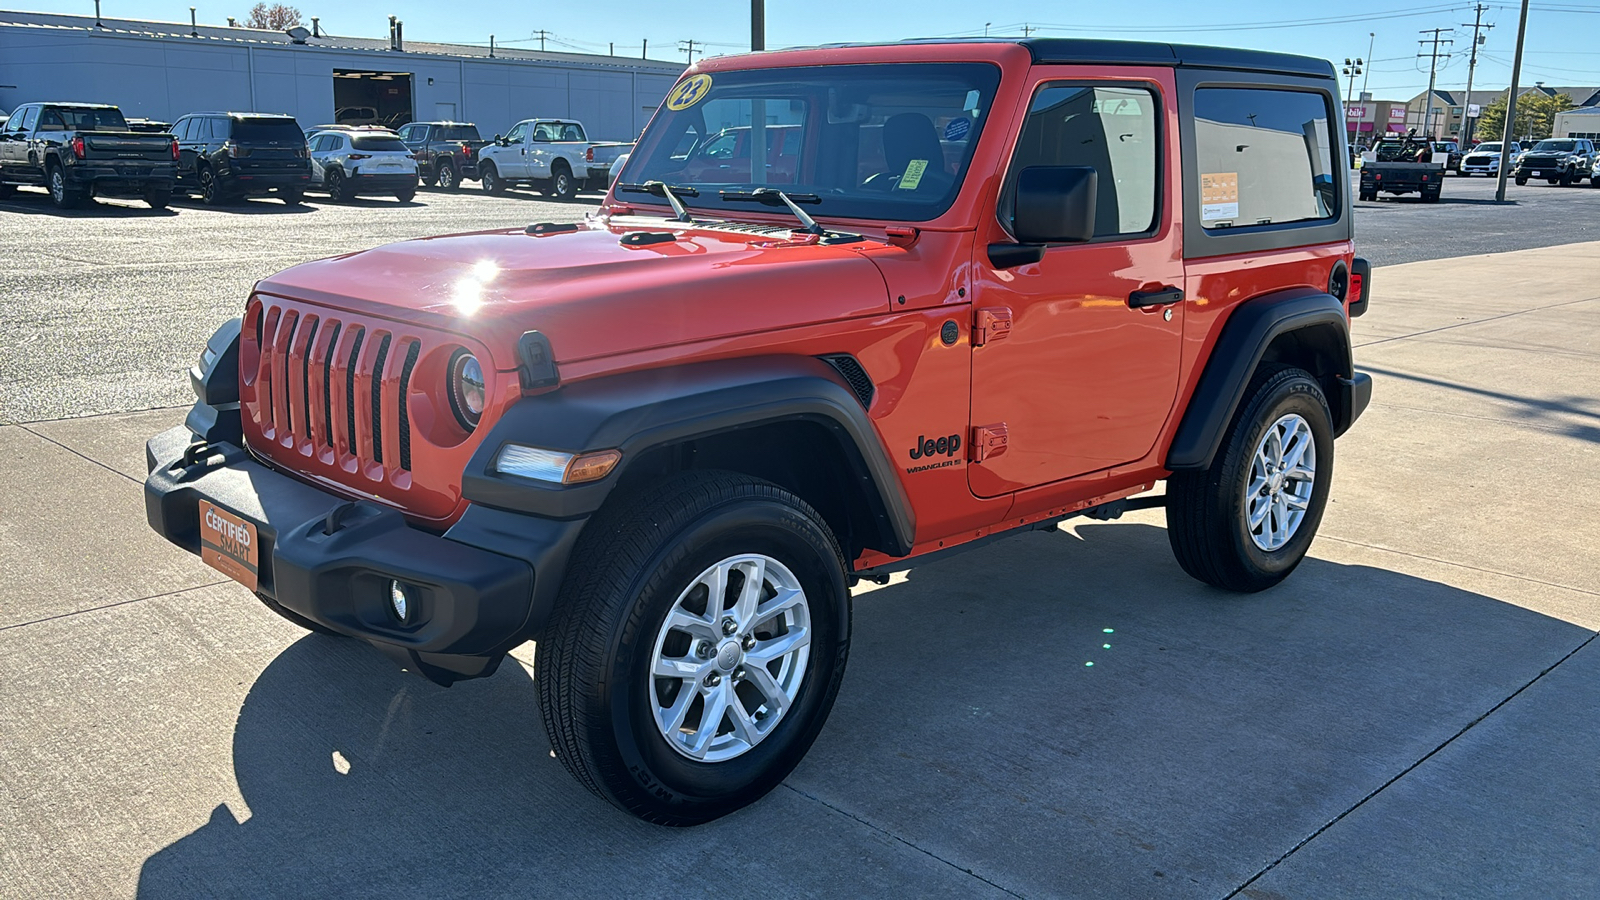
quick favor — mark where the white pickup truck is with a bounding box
[475,118,631,200]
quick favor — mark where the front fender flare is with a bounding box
[461,356,916,556]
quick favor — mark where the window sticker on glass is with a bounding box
[1201,172,1240,222]
[899,159,929,190]
[943,117,971,141]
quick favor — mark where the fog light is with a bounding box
[389,580,414,624]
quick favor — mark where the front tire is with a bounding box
[1515,175,1528,186]
[538,470,851,826]
[1166,366,1335,593]
[480,163,504,195]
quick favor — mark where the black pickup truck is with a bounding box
[395,121,489,189]
[0,102,178,208]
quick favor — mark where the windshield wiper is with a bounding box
[720,188,825,235]
[617,181,699,223]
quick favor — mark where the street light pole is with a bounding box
[1343,58,1364,148]
[751,0,764,51]
[1495,0,1531,202]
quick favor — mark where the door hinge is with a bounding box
[971,423,1009,462]
[972,307,1012,347]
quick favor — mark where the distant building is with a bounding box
[1554,106,1600,140]
[1403,84,1600,142]
[0,9,687,141]
[1342,96,1409,143]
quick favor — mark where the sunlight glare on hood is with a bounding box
[451,259,501,316]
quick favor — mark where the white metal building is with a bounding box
[0,10,686,141]
[1554,107,1600,140]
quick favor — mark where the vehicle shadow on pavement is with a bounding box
[134,522,1595,898]
[0,192,179,217]
[167,197,318,214]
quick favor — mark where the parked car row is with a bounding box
[0,101,635,210]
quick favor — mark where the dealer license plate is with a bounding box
[198,500,260,591]
[1530,171,1542,177]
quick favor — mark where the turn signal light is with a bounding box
[494,445,622,485]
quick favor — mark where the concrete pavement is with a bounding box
[2,242,1598,898]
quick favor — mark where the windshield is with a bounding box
[1533,140,1576,152]
[1475,143,1501,153]
[39,106,128,132]
[234,118,305,142]
[351,134,409,152]
[624,63,1002,222]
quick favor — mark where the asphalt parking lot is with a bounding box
[2,182,1599,898]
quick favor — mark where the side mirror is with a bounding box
[493,134,503,145]
[990,166,1098,268]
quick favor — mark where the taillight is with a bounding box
[170,139,180,161]
[460,143,474,158]
[1349,273,1364,306]
[72,137,86,159]
[348,153,371,160]
[585,147,595,162]
[226,142,252,158]
[296,146,308,158]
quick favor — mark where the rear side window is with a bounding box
[351,134,408,152]
[441,125,480,141]
[1002,84,1159,238]
[1193,88,1337,229]
[234,118,304,142]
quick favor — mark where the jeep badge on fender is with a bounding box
[909,433,962,460]
[145,36,1371,827]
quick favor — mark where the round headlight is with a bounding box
[448,350,485,430]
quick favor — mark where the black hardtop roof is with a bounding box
[30,102,123,109]
[814,38,1336,80]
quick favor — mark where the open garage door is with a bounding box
[332,70,414,129]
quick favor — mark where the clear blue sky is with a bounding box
[28,0,1600,99]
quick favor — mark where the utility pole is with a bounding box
[1495,0,1531,202]
[533,29,549,52]
[1022,24,1035,37]
[679,39,701,64]
[1459,4,1493,145]
[1343,57,1364,147]
[1362,32,1375,96]
[751,0,764,51]
[1416,28,1453,139]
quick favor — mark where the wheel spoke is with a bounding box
[743,664,791,717]
[752,587,806,630]
[1285,465,1315,483]
[727,701,760,745]
[1248,498,1272,530]
[702,564,729,622]
[687,685,731,759]
[731,558,766,630]
[1273,495,1290,546]
[746,626,810,667]
[659,684,698,737]
[664,609,719,642]
[1284,492,1311,511]
[654,654,709,681]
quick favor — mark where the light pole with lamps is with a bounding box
[1343,58,1364,148]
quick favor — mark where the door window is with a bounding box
[1193,88,1337,229]
[172,118,193,142]
[505,122,528,144]
[1001,84,1160,238]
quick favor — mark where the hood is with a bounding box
[256,220,893,370]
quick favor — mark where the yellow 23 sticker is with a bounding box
[665,74,713,111]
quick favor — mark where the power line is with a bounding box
[678,39,702,63]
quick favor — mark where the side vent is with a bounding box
[821,354,874,409]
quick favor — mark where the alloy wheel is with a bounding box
[1245,413,1317,552]
[648,553,812,763]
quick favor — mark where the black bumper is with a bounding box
[1334,372,1373,437]
[348,172,418,192]
[65,163,176,192]
[144,424,583,685]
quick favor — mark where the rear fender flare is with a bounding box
[1167,290,1354,471]
[461,355,916,557]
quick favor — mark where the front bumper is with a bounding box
[144,424,580,684]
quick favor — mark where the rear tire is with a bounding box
[325,168,353,202]
[48,166,85,209]
[280,187,305,205]
[550,164,578,201]
[144,184,172,209]
[437,162,458,190]
[395,187,416,203]
[199,166,227,206]
[538,470,851,826]
[1166,365,1334,593]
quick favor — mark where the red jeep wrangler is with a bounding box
[146,38,1371,824]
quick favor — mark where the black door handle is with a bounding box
[1128,286,1184,309]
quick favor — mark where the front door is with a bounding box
[968,70,1185,498]
[500,121,530,178]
